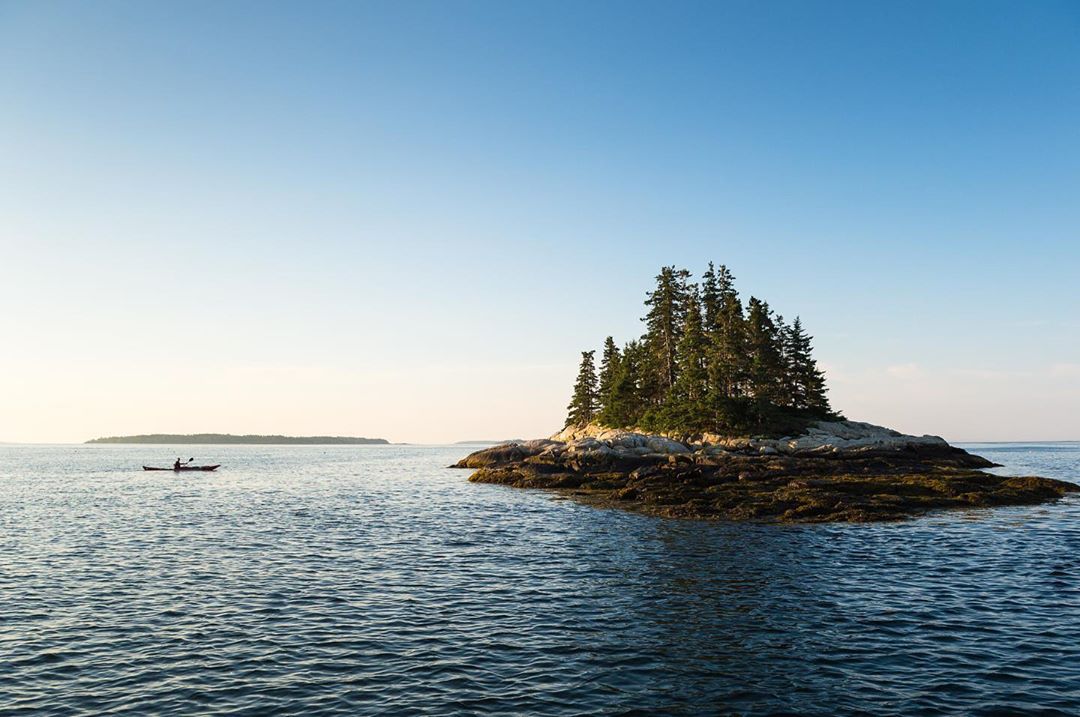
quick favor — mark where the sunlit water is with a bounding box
[1,442,1078,716]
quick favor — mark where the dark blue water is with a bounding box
[1,442,1078,716]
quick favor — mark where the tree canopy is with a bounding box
[564,264,836,436]
[565,350,600,427]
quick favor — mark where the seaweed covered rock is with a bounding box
[452,422,1077,523]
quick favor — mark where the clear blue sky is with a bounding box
[1,0,1078,442]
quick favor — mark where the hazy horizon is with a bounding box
[3,1,1078,444]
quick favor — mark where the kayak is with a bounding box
[143,465,221,472]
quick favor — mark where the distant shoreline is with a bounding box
[85,434,390,445]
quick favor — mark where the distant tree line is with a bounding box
[566,264,835,436]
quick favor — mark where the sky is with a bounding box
[1,0,1078,443]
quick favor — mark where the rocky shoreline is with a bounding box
[452,421,1078,523]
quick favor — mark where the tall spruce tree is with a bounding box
[745,297,784,403]
[565,350,599,427]
[673,288,708,401]
[785,316,830,414]
[667,287,710,429]
[701,262,721,334]
[707,264,747,400]
[642,266,691,400]
[597,336,621,414]
[598,340,645,428]
[778,317,798,408]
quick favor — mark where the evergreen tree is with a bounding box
[706,264,747,400]
[701,262,721,334]
[778,317,798,408]
[565,350,599,427]
[744,297,784,403]
[673,289,708,401]
[569,264,833,436]
[785,316,831,414]
[642,266,691,399]
[599,340,645,427]
[666,288,710,430]
[805,366,830,415]
[597,336,621,414]
[714,264,739,325]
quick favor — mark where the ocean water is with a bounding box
[1,442,1078,716]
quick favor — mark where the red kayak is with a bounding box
[143,465,221,472]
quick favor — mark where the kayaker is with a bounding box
[174,458,183,470]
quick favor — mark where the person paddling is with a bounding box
[174,457,188,470]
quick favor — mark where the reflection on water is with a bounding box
[1,443,1078,715]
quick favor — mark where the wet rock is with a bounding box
[452,424,1076,523]
[452,439,560,468]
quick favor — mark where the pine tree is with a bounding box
[568,264,833,436]
[565,350,599,427]
[642,266,691,400]
[672,289,708,401]
[805,366,830,415]
[706,264,747,400]
[714,264,738,327]
[599,340,645,428]
[701,262,721,335]
[745,297,784,403]
[785,316,831,414]
[781,317,799,406]
[597,336,621,414]
[667,287,710,430]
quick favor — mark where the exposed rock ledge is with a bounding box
[452,421,1078,523]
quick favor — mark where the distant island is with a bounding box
[87,434,389,445]
[455,263,1079,522]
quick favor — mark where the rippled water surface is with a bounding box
[2,442,1079,715]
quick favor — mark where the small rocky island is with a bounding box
[454,264,1077,522]
[455,421,1076,522]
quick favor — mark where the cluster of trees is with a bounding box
[566,264,835,436]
